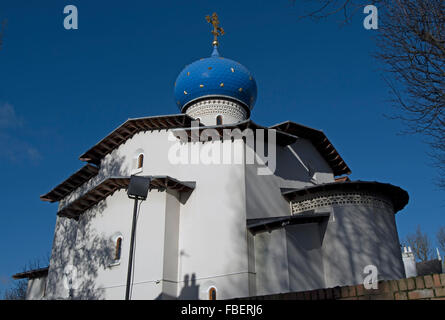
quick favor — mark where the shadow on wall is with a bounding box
[274,139,335,185]
[46,202,112,299]
[46,153,131,300]
[178,274,200,299]
[274,144,319,183]
[153,274,200,300]
[220,159,257,300]
[242,146,404,295]
[247,201,404,295]
[322,201,405,287]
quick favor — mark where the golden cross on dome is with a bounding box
[205,12,224,47]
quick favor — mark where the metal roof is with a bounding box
[57,176,195,220]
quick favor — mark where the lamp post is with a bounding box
[125,175,151,300]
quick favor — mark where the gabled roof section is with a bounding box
[79,114,198,165]
[57,176,195,220]
[270,121,351,176]
[40,164,99,203]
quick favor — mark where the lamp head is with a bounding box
[127,175,151,200]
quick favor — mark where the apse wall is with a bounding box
[320,195,405,288]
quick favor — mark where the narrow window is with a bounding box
[209,287,216,300]
[115,237,122,261]
[137,154,144,169]
[216,115,223,125]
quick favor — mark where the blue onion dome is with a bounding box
[174,47,257,113]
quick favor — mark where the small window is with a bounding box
[209,287,216,300]
[137,154,144,169]
[216,115,223,125]
[115,237,122,261]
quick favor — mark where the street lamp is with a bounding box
[125,175,151,300]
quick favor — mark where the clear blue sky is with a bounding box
[0,1,443,294]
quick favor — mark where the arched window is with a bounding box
[208,287,216,300]
[137,154,144,169]
[216,115,223,125]
[115,237,122,261]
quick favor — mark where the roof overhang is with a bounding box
[270,121,351,176]
[247,212,330,234]
[282,180,409,213]
[40,164,99,202]
[12,267,49,280]
[76,115,350,177]
[57,176,195,220]
[79,114,200,165]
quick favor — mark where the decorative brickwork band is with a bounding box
[290,192,393,215]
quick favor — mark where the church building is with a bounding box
[14,13,408,300]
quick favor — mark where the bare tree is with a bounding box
[3,280,27,300]
[295,0,379,23]
[378,1,445,189]
[295,0,445,188]
[2,255,50,300]
[437,226,445,255]
[405,225,433,262]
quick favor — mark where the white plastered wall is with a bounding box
[47,129,251,300]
